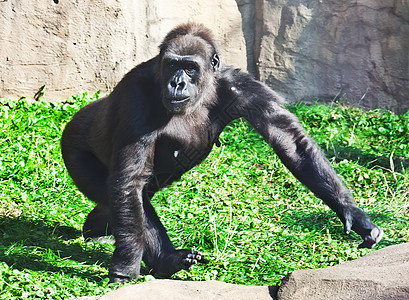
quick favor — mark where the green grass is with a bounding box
[0,94,408,299]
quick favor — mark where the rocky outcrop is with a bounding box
[278,243,409,300]
[1,1,409,111]
[75,243,409,300]
[256,0,409,112]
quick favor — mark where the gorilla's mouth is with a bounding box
[169,97,190,104]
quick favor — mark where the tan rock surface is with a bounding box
[1,1,408,110]
[0,0,245,101]
[79,280,276,300]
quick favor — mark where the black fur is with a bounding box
[61,23,383,283]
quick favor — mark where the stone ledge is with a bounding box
[79,280,276,300]
[278,243,409,300]
[75,243,409,300]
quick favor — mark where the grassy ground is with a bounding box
[0,94,408,299]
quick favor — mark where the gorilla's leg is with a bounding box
[83,205,112,239]
[142,193,207,277]
[62,148,110,238]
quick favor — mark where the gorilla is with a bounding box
[61,23,383,283]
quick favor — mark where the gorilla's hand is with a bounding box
[340,207,383,249]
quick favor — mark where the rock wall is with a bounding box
[256,0,409,112]
[1,1,408,112]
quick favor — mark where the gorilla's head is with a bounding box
[158,23,220,114]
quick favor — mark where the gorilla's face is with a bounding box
[159,36,220,114]
[160,54,201,113]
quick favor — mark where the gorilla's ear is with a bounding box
[211,54,220,71]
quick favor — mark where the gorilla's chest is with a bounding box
[153,131,213,176]
[151,108,223,182]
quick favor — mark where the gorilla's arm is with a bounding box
[225,73,383,248]
[107,133,157,282]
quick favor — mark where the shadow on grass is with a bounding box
[323,143,409,172]
[241,118,409,172]
[280,208,406,248]
[0,216,112,281]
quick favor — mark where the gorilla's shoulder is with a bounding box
[123,57,159,81]
[218,65,254,83]
[114,57,160,92]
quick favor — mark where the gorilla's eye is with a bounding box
[184,64,198,77]
[185,67,195,76]
[183,62,199,77]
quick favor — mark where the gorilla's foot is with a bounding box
[109,273,134,284]
[151,249,208,278]
[83,205,112,239]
